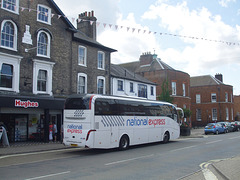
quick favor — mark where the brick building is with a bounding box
[0,0,115,142]
[233,95,240,121]
[190,74,234,127]
[120,52,191,125]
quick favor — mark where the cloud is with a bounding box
[98,13,161,64]
[54,0,120,25]
[141,1,240,76]
[218,0,236,7]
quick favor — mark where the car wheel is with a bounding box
[119,135,129,150]
[215,130,219,135]
[163,132,170,143]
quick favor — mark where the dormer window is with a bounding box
[37,4,51,25]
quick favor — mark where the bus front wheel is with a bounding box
[163,132,170,143]
[119,135,129,150]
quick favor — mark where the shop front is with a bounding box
[0,95,65,143]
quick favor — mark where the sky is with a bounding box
[54,0,240,95]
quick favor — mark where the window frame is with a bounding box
[37,69,47,92]
[1,0,19,14]
[211,93,217,103]
[0,52,22,92]
[97,51,105,70]
[138,84,147,98]
[78,46,87,66]
[33,59,55,95]
[37,30,51,58]
[77,73,87,94]
[130,82,134,93]
[0,20,17,51]
[182,83,186,96]
[151,86,154,96]
[97,76,105,95]
[226,108,229,120]
[171,81,176,95]
[117,80,123,91]
[37,4,51,25]
[225,92,228,102]
[196,109,202,121]
[212,108,217,121]
[196,94,201,104]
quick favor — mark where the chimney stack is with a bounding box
[215,73,223,82]
[77,11,97,40]
[139,52,154,66]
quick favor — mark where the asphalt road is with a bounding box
[1,131,240,180]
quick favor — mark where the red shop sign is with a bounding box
[15,99,39,108]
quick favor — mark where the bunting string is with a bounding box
[1,2,239,46]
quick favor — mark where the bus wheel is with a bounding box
[163,132,170,143]
[119,135,129,150]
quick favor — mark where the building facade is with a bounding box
[0,0,115,142]
[120,52,191,125]
[190,74,234,127]
[111,64,156,100]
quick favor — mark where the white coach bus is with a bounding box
[63,94,183,150]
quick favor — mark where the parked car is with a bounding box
[204,123,227,135]
[231,121,240,131]
[218,122,234,133]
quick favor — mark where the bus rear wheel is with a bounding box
[119,135,129,150]
[163,132,170,143]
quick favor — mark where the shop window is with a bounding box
[1,0,19,14]
[37,4,51,24]
[1,20,17,51]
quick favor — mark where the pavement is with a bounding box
[0,128,239,180]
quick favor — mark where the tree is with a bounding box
[158,79,173,103]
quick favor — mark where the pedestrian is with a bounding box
[49,121,53,141]
[53,120,57,142]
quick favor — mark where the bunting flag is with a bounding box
[1,1,239,46]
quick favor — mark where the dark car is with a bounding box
[219,122,234,132]
[204,123,227,135]
[231,121,240,131]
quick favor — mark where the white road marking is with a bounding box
[0,147,83,160]
[229,136,240,140]
[25,171,71,180]
[202,168,218,180]
[105,154,154,166]
[170,145,197,152]
[205,140,222,145]
[200,162,218,180]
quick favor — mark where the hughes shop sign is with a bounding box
[15,99,39,108]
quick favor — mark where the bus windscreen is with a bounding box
[65,97,91,110]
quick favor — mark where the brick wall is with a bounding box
[191,84,234,126]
